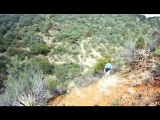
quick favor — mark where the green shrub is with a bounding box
[0,55,9,63]
[55,63,81,82]
[23,33,45,46]
[16,40,28,48]
[0,67,52,106]
[135,37,146,49]
[0,45,6,53]
[85,29,93,37]
[6,46,31,60]
[26,56,54,74]
[55,30,81,44]
[19,51,33,60]
[0,60,5,68]
[93,57,111,73]
[52,45,67,55]
[151,48,160,56]
[112,99,121,106]
[6,46,18,56]
[31,44,50,55]
[46,79,57,90]
[0,61,6,74]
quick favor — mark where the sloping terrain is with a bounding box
[49,73,160,106]
[49,57,160,106]
[1,14,160,106]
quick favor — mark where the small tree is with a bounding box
[31,44,50,55]
[135,37,146,49]
[93,57,111,73]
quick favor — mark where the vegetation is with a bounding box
[151,48,160,56]
[93,57,111,73]
[0,14,160,106]
[0,58,52,106]
[25,56,54,74]
[31,44,50,55]
[55,63,81,82]
[135,37,146,49]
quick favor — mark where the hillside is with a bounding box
[49,72,160,106]
[0,14,160,106]
[48,49,160,106]
[49,79,160,106]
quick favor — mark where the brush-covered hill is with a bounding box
[0,14,160,106]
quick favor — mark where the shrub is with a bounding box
[26,56,54,74]
[112,99,120,106]
[151,48,160,56]
[0,66,52,106]
[16,40,28,48]
[135,37,146,49]
[55,30,81,44]
[46,79,57,92]
[0,56,9,93]
[31,44,50,55]
[23,33,45,46]
[0,61,5,71]
[52,45,67,55]
[17,50,32,60]
[0,45,6,53]
[6,46,18,56]
[93,57,111,73]
[6,46,31,60]
[85,29,93,37]
[12,93,37,106]
[146,42,156,52]
[55,63,81,82]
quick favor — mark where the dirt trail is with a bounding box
[49,75,131,106]
[49,72,160,106]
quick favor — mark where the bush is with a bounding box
[16,40,28,48]
[6,46,18,56]
[31,44,50,55]
[46,79,57,92]
[0,55,9,65]
[23,33,45,46]
[6,46,31,60]
[55,30,81,44]
[26,56,54,74]
[0,62,5,73]
[151,48,160,56]
[0,45,6,53]
[85,29,93,37]
[0,66,52,106]
[0,55,9,93]
[93,57,111,73]
[52,45,67,55]
[12,93,37,106]
[55,63,81,82]
[17,50,32,60]
[135,37,146,49]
